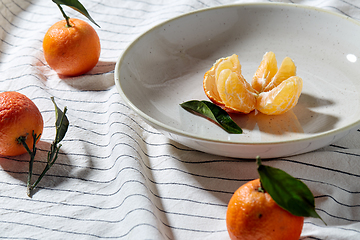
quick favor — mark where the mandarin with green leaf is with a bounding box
[226,178,304,240]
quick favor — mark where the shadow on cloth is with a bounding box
[169,147,259,204]
[58,61,116,91]
[0,140,72,195]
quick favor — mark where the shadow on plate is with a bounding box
[230,92,339,135]
[231,110,304,135]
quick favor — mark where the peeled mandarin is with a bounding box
[204,52,303,115]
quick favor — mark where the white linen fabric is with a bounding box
[0,0,359,239]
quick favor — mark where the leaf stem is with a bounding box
[256,155,262,167]
[56,4,72,27]
[29,146,59,192]
[255,156,266,192]
[17,132,41,197]
[29,106,66,193]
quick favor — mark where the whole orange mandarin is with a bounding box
[0,92,44,156]
[226,179,304,240]
[43,18,100,77]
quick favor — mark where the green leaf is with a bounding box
[51,97,69,143]
[180,100,242,134]
[52,0,100,27]
[256,157,325,224]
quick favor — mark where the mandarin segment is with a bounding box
[263,57,296,92]
[226,179,304,240]
[214,54,257,96]
[251,51,278,92]
[217,69,257,114]
[257,76,303,115]
[203,64,224,106]
[215,54,242,81]
[0,92,44,156]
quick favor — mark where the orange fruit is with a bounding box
[226,179,304,240]
[43,18,101,76]
[203,52,302,115]
[0,92,44,156]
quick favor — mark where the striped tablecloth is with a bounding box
[1,0,359,239]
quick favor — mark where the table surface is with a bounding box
[1,0,360,239]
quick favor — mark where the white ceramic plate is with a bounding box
[115,3,360,159]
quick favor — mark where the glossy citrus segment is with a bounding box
[204,64,223,106]
[226,179,304,240]
[257,76,303,115]
[215,54,242,81]
[0,92,44,156]
[251,51,278,92]
[203,55,240,106]
[263,57,296,92]
[217,69,257,113]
